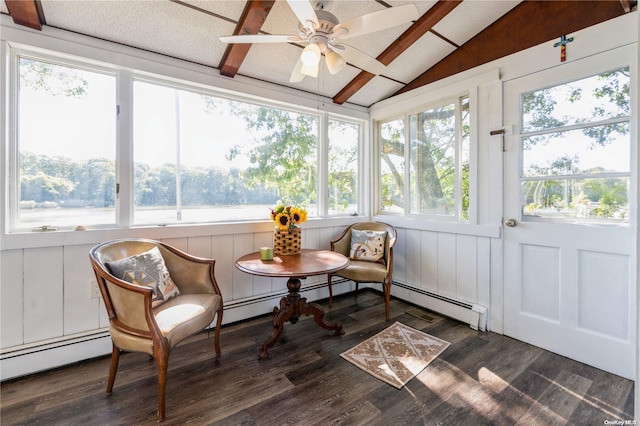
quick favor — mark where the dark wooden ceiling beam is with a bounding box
[333,0,462,105]
[5,0,45,30]
[396,1,627,97]
[218,0,276,78]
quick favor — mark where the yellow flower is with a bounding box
[290,207,306,225]
[274,212,290,230]
[270,203,307,229]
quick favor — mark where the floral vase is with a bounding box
[273,227,301,255]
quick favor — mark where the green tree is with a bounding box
[328,120,358,212]
[20,58,88,98]
[381,99,469,216]
[522,67,630,219]
[228,105,318,206]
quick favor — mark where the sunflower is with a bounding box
[270,203,308,229]
[290,207,307,225]
[274,212,291,230]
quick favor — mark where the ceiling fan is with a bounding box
[220,0,419,83]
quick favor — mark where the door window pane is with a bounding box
[522,68,630,133]
[522,177,629,221]
[523,124,630,177]
[520,67,630,222]
[17,58,116,230]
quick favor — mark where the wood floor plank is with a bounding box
[516,369,593,424]
[0,290,634,425]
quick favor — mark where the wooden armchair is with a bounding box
[327,222,397,320]
[89,239,223,422]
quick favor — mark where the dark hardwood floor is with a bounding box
[1,290,634,425]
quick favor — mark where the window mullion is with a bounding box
[403,113,410,214]
[117,70,133,228]
[454,97,462,219]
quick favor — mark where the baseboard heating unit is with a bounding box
[392,281,488,332]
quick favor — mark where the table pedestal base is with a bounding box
[259,276,344,359]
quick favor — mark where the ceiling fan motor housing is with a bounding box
[314,10,339,32]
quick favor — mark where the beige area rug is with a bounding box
[340,322,450,389]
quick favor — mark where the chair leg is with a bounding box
[383,280,391,321]
[214,309,223,360]
[106,344,120,394]
[155,347,169,422]
[327,274,334,307]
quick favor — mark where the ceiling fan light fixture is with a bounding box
[301,43,321,67]
[325,50,345,74]
[300,62,318,78]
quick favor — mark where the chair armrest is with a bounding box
[159,244,222,296]
[330,228,352,256]
[99,271,155,334]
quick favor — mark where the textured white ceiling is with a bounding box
[13,0,522,107]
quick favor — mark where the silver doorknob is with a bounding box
[505,218,516,227]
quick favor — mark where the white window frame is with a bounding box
[2,42,367,237]
[374,90,478,224]
[9,48,120,232]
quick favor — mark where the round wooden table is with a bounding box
[235,249,349,359]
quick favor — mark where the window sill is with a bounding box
[0,217,365,251]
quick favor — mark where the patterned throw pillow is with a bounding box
[350,229,387,263]
[106,247,180,308]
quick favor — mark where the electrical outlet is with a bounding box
[90,281,100,299]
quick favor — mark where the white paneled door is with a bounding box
[503,47,636,379]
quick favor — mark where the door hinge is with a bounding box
[116,183,120,199]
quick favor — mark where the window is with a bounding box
[133,80,319,225]
[380,95,470,219]
[520,68,630,222]
[15,56,116,230]
[8,49,363,233]
[328,119,359,216]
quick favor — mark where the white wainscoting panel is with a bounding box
[520,244,560,321]
[420,230,438,293]
[404,229,422,285]
[232,233,254,300]
[577,250,630,339]
[456,234,478,303]
[186,235,213,258]
[1,250,24,347]
[210,234,234,300]
[393,227,406,284]
[63,244,102,335]
[477,237,492,310]
[436,233,457,298]
[24,247,64,344]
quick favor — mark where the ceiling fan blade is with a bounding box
[289,59,306,83]
[220,35,302,44]
[332,4,419,40]
[332,44,387,75]
[286,0,318,31]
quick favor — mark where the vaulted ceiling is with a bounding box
[2,0,635,108]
